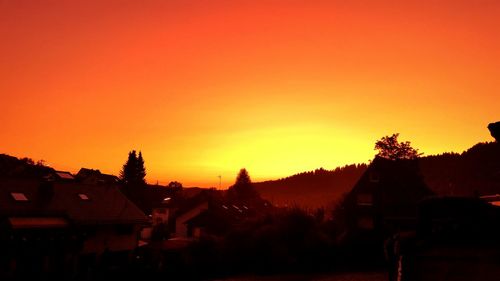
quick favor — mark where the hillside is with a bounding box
[0,154,55,179]
[255,142,500,209]
[420,142,500,197]
[254,164,368,209]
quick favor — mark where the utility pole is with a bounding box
[218,175,222,190]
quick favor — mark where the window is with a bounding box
[356,193,373,206]
[357,216,374,229]
[115,224,133,235]
[78,193,90,200]
[155,208,167,214]
[369,172,380,183]
[11,192,28,201]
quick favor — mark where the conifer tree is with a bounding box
[120,150,146,185]
[137,151,146,185]
[227,168,260,203]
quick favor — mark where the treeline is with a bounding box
[254,164,368,209]
[0,154,53,179]
[255,142,500,209]
[162,207,384,280]
[420,142,500,196]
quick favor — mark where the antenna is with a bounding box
[218,175,222,190]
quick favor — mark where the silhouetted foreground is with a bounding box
[392,196,500,281]
[212,271,387,281]
[255,141,500,209]
[1,123,499,280]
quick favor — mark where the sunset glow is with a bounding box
[1,0,499,187]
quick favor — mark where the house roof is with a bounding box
[54,171,75,180]
[0,179,148,226]
[8,217,69,229]
[348,156,434,215]
[75,168,119,184]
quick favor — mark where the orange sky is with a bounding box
[1,0,499,187]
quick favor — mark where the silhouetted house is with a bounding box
[75,168,119,185]
[43,170,75,182]
[140,185,179,216]
[139,187,202,242]
[176,202,210,238]
[174,190,272,239]
[54,170,75,180]
[0,178,147,279]
[182,203,252,239]
[173,191,216,238]
[398,196,500,281]
[344,156,433,235]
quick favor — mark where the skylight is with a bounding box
[11,192,28,201]
[78,193,89,200]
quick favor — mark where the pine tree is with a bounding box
[120,150,146,185]
[120,150,138,185]
[227,168,260,203]
[137,151,146,185]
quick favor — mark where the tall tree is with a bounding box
[120,150,146,185]
[375,133,422,160]
[227,168,260,203]
[137,151,146,185]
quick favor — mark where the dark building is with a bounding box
[75,168,119,185]
[344,156,434,235]
[0,178,147,279]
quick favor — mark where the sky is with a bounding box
[1,0,499,187]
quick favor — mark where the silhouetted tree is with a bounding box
[20,157,34,165]
[137,151,146,184]
[227,168,260,203]
[120,150,146,185]
[375,133,422,160]
[168,181,183,191]
[488,121,500,142]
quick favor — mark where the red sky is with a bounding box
[1,0,499,187]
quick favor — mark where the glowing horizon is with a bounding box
[1,0,499,187]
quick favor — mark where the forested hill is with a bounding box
[0,154,54,178]
[254,142,500,209]
[254,164,368,209]
[420,142,500,197]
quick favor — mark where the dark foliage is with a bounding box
[0,154,54,179]
[374,133,422,160]
[420,142,500,196]
[120,150,146,185]
[256,141,500,209]
[254,164,368,209]
[168,181,183,191]
[184,207,338,277]
[227,168,261,204]
[488,121,500,142]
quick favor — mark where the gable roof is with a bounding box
[75,168,119,184]
[347,156,434,215]
[0,179,147,225]
[54,171,75,180]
